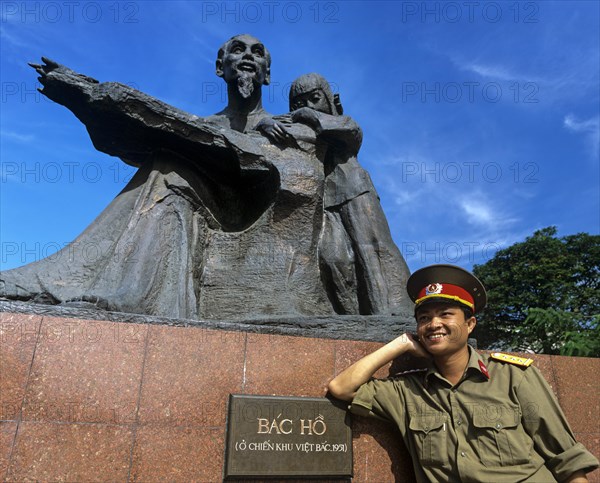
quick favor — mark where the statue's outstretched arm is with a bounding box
[30,56,101,101]
[29,58,264,176]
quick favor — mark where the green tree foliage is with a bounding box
[473,227,600,357]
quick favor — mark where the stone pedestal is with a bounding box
[1,309,598,481]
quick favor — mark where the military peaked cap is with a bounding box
[407,264,487,314]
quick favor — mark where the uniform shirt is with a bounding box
[350,347,599,482]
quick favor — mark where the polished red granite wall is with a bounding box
[1,312,598,482]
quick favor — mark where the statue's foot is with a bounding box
[0,278,60,304]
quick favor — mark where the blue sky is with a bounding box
[1,0,599,273]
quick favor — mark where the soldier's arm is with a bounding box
[517,366,599,481]
[328,333,429,401]
[564,470,589,482]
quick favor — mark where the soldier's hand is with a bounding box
[397,333,431,359]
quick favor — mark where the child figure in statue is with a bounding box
[286,73,410,315]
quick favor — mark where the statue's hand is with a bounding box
[29,57,99,104]
[256,117,292,144]
[291,107,320,129]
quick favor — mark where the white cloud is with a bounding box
[457,192,518,230]
[393,190,420,206]
[0,27,29,48]
[0,130,35,143]
[564,114,599,132]
[564,114,600,160]
[459,200,493,225]
[461,62,530,82]
[452,57,598,105]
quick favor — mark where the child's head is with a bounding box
[289,73,343,115]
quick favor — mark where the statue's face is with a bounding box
[217,35,270,86]
[291,88,331,114]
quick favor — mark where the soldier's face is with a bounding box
[218,35,270,86]
[415,302,475,357]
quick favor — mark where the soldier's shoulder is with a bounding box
[487,352,535,369]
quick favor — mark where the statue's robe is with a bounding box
[0,78,334,318]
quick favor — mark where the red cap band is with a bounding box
[415,283,475,310]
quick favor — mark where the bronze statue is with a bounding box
[0,35,412,321]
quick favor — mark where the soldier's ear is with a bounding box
[467,317,476,334]
[216,59,224,78]
[263,67,271,86]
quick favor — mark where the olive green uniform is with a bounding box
[350,347,599,482]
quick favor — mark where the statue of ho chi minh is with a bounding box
[0,35,412,323]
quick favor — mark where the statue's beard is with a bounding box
[237,73,255,99]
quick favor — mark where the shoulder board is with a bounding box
[390,368,428,378]
[490,352,534,367]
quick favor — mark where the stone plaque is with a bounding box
[225,394,352,479]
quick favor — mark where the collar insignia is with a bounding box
[478,360,490,379]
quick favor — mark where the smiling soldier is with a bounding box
[328,264,599,482]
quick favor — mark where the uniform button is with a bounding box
[495,423,502,429]
[457,420,462,425]
[424,426,429,431]
[461,451,466,457]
